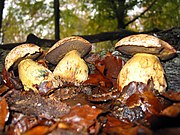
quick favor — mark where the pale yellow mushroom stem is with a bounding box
[53,50,89,86]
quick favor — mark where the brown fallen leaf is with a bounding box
[0,85,9,96]
[23,126,49,135]
[61,104,102,134]
[1,67,14,89]
[105,115,133,128]
[6,114,38,134]
[112,82,163,122]
[161,103,180,117]
[161,90,180,102]
[83,69,113,89]
[103,116,152,135]
[85,52,101,64]
[141,91,162,116]
[0,97,9,130]
[95,52,125,88]
[1,67,23,90]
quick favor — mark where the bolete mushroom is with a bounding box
[18,59,59,93]
[45,36,92,86]
[45,36,92,65]
[5,44,42,71]
[115,34,176,93]
[53,50,89,86]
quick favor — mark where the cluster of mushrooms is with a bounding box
[3,34,176,95]
[4,37,92,94]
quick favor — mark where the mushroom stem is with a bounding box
[18,59,59,93]
[53,50,89,86]
[118,53,167,93]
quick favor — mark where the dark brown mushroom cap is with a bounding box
[115,34,176,60]
[45,36,92,65]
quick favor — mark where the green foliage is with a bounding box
[3,0,54,43]
[127,0,180,31]
[2,0,179,44]
[143,0,179,30]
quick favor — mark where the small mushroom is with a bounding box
[53,50,89,86]
[45,36,92,86]
[115,34,176,93]
[45,36,92,65]
[5,44,43,71]
[18,59,59,93]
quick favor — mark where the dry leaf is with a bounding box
[0,97,9,130]
[61,105,102,133]
[161,103,180,117]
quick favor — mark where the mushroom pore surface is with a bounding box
[45,36,92,65]
[118,53,167,93]
[115,34,176,61]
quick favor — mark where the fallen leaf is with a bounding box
[161,91,180,102]
[112,81,163,122]
[83,69,113,89]
[6,114,38,135]
[95,52,125,88]
[161,103,180,117]
[61,105,102,133]
[104,116,152,135]
[0,97,9,130]
[1,67,22,89]
[24,126,50,135]
[0,85,9,96]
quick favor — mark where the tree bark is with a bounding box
[0,0,5,30]
[109,0,126,29]
[79,28,137,42]
[54,0,60,40]
[0,0,5,42]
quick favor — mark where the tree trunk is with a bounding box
[109,0,126,29]
[0,0,5,43]
[117,0,126,29]
[0,0,5,29]
[54,0,60,40]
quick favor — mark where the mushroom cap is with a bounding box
[18,59,59,93]
[45,36,92,65]
[53,50,89,86]
[117,53,167,93]
[115,34,176,60]
[5,44,42,71]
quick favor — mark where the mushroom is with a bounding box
[5,44,43,71]
[18,59,59,93]
[115,34,176,61]
[45,36,92,65]
[45,36,92,86]
[115,34,176,93]
[53,50,89,86]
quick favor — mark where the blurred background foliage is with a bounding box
[1,0,179,51]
